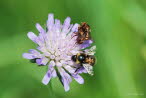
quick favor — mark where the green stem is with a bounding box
[48,80,56,98]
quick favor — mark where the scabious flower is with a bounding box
[23,13,96,91]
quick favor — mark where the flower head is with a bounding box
[23,13,96,91]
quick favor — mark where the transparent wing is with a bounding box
[84,45,96,55]
[83,64,94,76]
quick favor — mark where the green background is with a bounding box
[0,0,146,98]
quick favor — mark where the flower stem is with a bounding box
[48,80,56,98]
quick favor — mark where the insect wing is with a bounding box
[83,64,94,76]
[84,45,96,55]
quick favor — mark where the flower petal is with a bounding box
[63,65,75,73]
[36,23,45,34]
[51,69,57,78]
[36,57,49,65]
[63,80,70,92]
[29,49,42,58]
[36,23,46,43]
[58,68,72,92]
[80,40,93,49]
[47,13,54,31]
[49,60,55,67]
[41,57,49,65]
[56,62,62,67]
[54,19,61,33]
[72,74,84,84]
[71,23,79,32]
[42,66,54,85]
[22,53,33,59]
[36,59,42,65]
[62,17,71,34]
[27,32,38,43]
[42,69,52,85]
[75,66,87,74]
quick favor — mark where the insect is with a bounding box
[71,53,95,75]
[73,22,91,44]
[30,58,44,66]
[30,58,37,63]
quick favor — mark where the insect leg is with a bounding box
[75,64,82,73]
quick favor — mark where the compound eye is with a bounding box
[78,55,85,62]
[71,55,77,62]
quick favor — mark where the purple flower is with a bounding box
[23,13,96,92]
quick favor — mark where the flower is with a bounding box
[23,13,95,92]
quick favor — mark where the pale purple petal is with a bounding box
[23,49,42,60]
[29,49,42,58]
[36,57,48,65]
[68,24,73,31]
[36,23,46,43]
[41,57,49,65]
[59,68,72,92]
[49,60,55,67]
[62,17,71,34]
[63,17,71,29]
[22,53,34,59]
[63,80,70,92]
[42,68,52,85]
[29,49,39,54]
[64,65,76,73]
[36,59,42,65]
[36,46,41,51]
[44,52,50,56]
[51,69,57,78]
[54,19,61,33]
[80,40,93,49]
[36,23,45,34]
[38,46,47,53]
[38,35,45,43]
[56,62,62,67]
[76,67,87,74]
[42,66,56,85]
[27,32,38,43]
[71,23,79,32]
[47,14,54,31]
[72,74,84,84]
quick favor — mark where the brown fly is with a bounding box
[73,22,91,44]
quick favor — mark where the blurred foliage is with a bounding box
[0,0,146,98]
